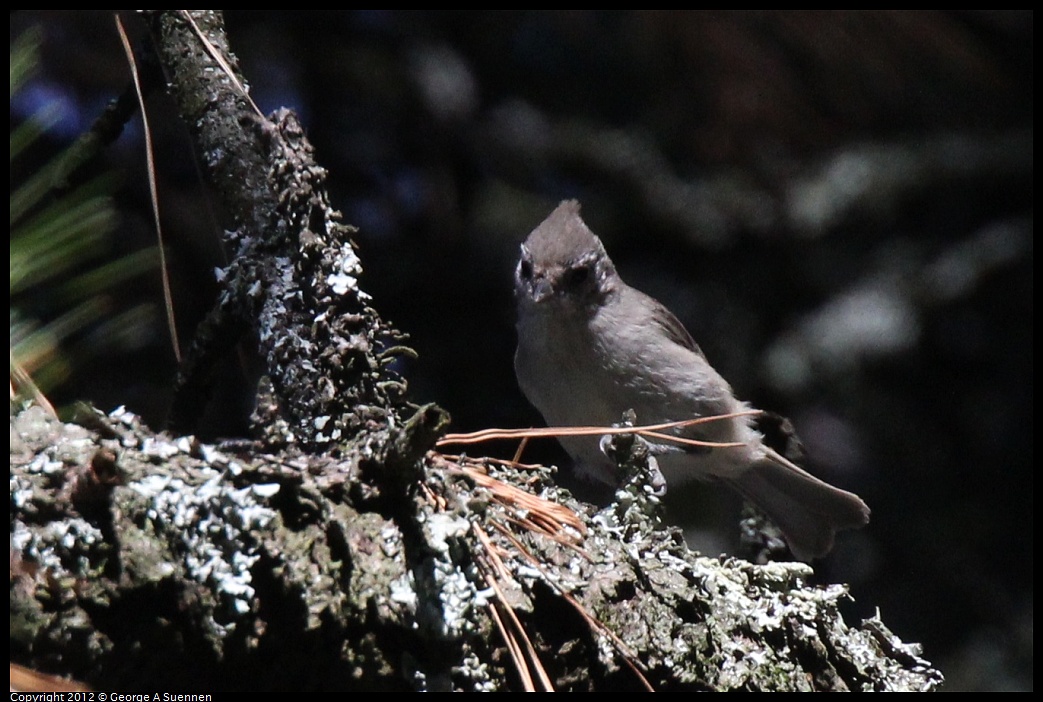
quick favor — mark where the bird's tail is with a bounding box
[726,449,870,560]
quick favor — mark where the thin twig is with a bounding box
[436,411,761,449]
[441,458,586,538]
[473,525,555,692]
[491,522,655,691]
[115,14,180,363]
[9,352,57,418]
[178,11,264,119]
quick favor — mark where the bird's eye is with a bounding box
[565,265,590,288]
[519,259,533,280]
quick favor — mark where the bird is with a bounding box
[513,200,870,560]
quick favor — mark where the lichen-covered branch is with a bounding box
[11,404,942,691]
[145,11,411,447]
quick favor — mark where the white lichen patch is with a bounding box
[141,436,183,460]
[412,512,489,641]
[129,464,280,637]
[390,572,419,608]
[454,650,497,692]
[327,272,357,296]
[380,524,403,558]
[109,405,137,425]
[429,559,478,639]
[11,517,105,576]
[424,512,470,554]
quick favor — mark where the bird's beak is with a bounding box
[530,277,553,303]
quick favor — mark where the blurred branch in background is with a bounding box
[10,27,157,406]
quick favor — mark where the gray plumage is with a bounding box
[514,200,870,560]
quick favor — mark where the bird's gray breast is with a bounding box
[515,307,617,428]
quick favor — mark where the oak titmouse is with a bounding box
[514,200,870,559]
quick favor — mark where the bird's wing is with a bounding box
[642,291,705,358]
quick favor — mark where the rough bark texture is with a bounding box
[9,10,943,692]
[152,10,412,447]
[11,404,941,691]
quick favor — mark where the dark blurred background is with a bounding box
[10,11,1032,691]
